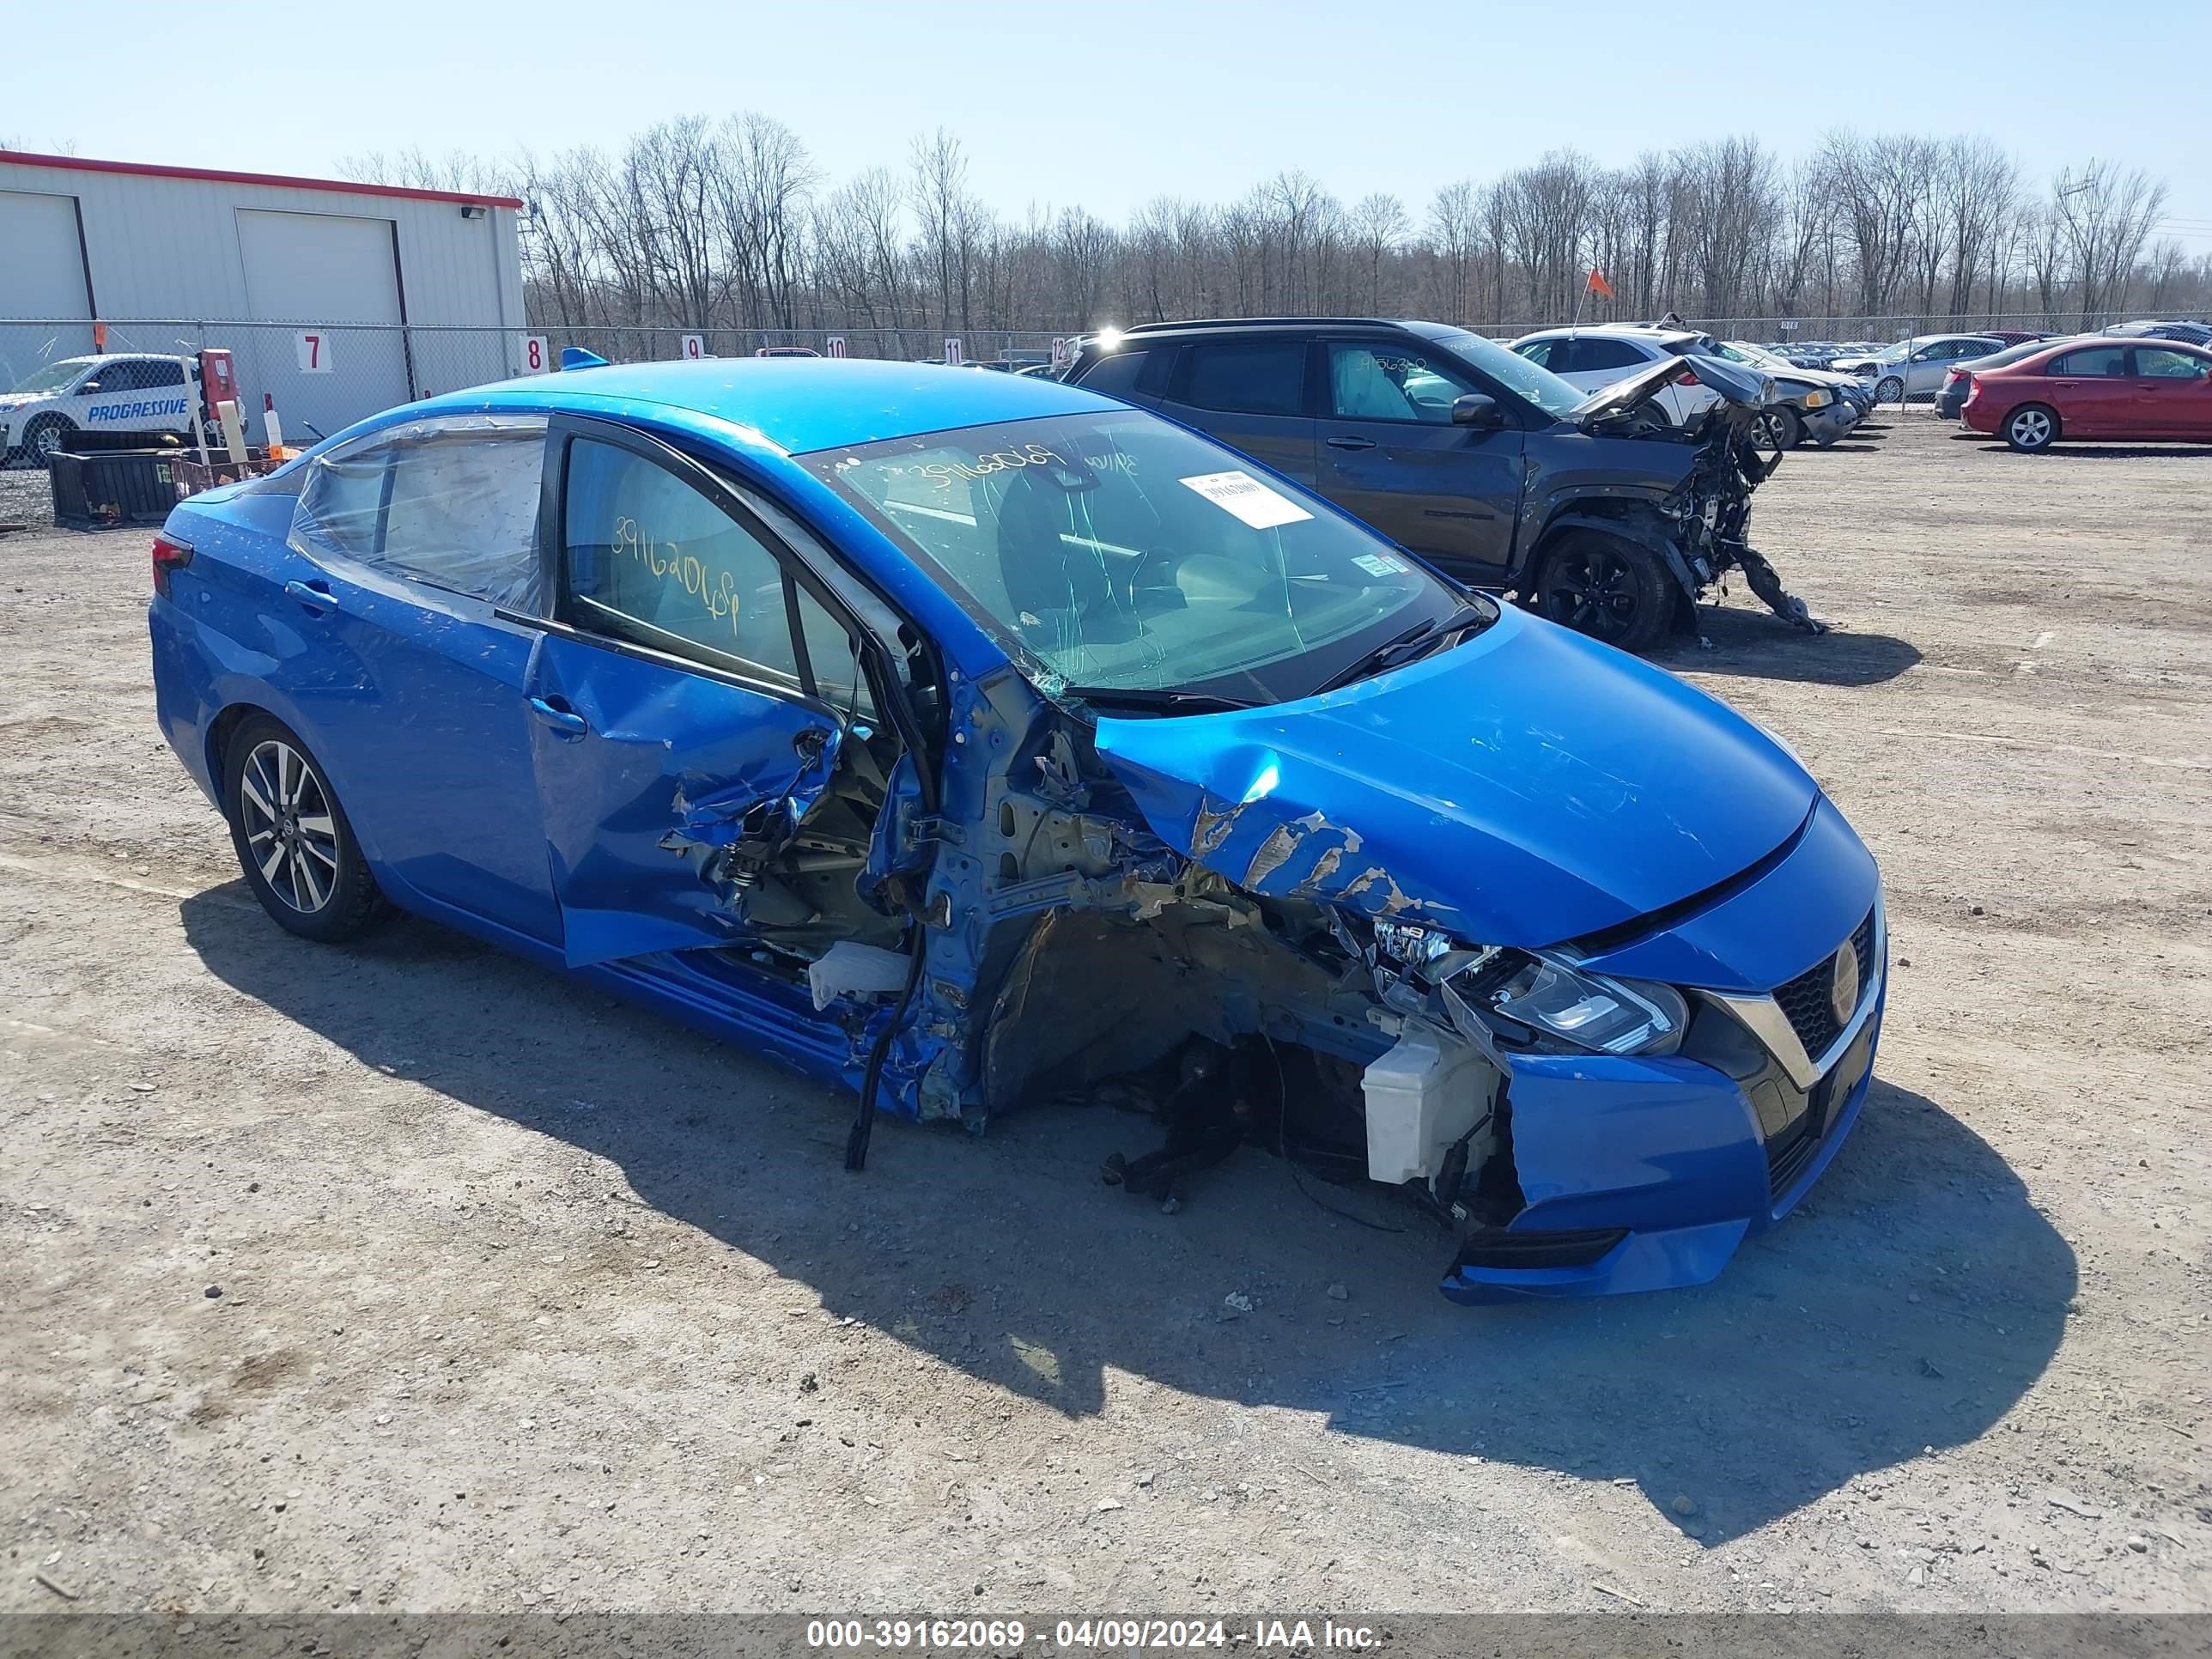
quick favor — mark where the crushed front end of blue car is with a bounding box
[822,600,1883,1304]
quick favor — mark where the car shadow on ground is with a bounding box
[181,887,2075,1546]
[1652,605,1923,688]
[1957,441,2212,460]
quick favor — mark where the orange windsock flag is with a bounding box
[1586,268,1615,301]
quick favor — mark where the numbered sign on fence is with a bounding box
[520,336,550,374]
[825,336,848,358]
[1050,336,1073,368]
[681,334,706,361]
[944,337,963,366]
[295,331,333,374]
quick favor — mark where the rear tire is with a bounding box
[2003,404,2059,453]
[222,714,386,942]
[1534,531,1674,655]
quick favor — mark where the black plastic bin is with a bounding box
[47,449,184,530]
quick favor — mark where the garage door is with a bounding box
[0,190,96,382]
[234,208,412,436]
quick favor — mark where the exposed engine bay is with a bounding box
[707,660,1693,1272]
[1571,353,1827,636]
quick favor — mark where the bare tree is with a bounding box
[337,111,2211,353]
[1424,181,1480,322]
[706,115,816,328]
[1935,137,2017,318]
[1348,193,1410,314]
[2051,161,2168,322]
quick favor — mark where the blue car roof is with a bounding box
[418,358,1119,455]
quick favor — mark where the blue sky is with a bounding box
[10,0,2209,248]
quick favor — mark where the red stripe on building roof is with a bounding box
[0,149,523,210]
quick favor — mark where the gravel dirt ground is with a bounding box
[0,418,2207,1618]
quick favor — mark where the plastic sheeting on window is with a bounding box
[289,415,548,611]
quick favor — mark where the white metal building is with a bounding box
[0,149,526,436]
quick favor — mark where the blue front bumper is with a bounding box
[1440,797,1885,1301]
[1439,990,1881,1302]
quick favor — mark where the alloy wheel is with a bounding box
[2009,409,2052,449]
[1545,544,1638,641]
[1875,376,1905,405]
[238,738,340,913]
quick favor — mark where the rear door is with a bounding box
[278,414,564,945]
[526,419,863,969]
[1152,338,1318,483]
[2042,343,2135,435]
[1314,338,1523,580]
[2121,345,2212,437]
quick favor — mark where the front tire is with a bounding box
[222,714,385,942]
[1875,375,1905,406]
[1534,531,1674,655]
[1757,405,1804,450]
[2003,404,2059,453]
[20,413,75,466]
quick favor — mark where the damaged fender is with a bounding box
[1544,510,1704,600]
[524,630,843,967]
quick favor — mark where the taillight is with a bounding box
[1677,368,1700,387]
[151,532,193,599]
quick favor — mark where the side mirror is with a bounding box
[77,380,103,394]
[1450,393,1504,431]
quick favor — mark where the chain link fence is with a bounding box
[6,307,2184,461]
[1459,310,2166,343]
[1,319,1068,458]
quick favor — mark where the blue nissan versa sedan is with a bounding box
[148,356,1885,1301]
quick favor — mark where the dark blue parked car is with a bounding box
[149,359,1884,1300]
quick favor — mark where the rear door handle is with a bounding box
[282,579,334,614]
[1325,434,1377,451]
[528,696,589,738]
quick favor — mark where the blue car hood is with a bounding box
[1091,606,1818,947]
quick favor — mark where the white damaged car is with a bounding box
[0,355,202,467]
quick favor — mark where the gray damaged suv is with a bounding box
[1067,318,1824,653]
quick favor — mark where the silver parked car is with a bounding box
[1831,335,2007,404]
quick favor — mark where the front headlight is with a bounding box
[1802,389,1832,409]
[1368,921,1687,1059]
[1486,956,1688,1055]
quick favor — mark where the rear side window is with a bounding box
[289,414,548,610]
[2048,346,2130,377]
[1574,338,1649,373]
[1076,348,1152,399]
[2136,347,2209,379]
[1547,338,1645,374]
[380,435,546,607]
[1173,341,1308,416]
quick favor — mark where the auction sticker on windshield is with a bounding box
[1179,470,1314,530]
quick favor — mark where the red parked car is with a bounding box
[1963,337,2212,451]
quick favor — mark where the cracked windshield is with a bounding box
[804,411,1446,700]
